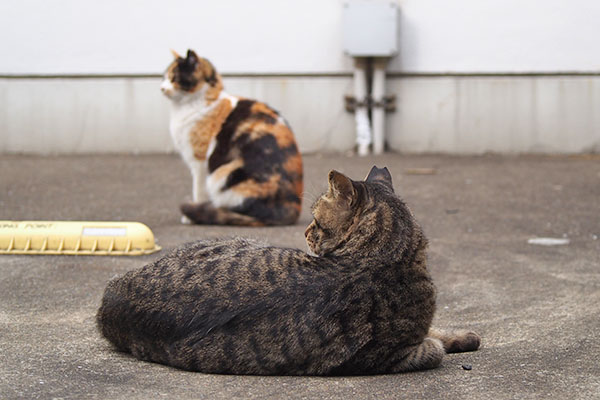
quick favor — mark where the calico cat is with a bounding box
[96,166,480,375]
[160,49,303,226]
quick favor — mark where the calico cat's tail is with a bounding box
[180,202,265,226]
[181,200,300,226]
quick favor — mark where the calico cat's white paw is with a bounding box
[181,215,193,225]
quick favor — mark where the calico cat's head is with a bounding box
[305,166,424,259]
[160,49,223,101]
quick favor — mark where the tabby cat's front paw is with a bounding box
[181,215,193,225]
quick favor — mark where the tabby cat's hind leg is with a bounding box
[428,328,481,353]
[391,337,446,372]
[180,202,264,226]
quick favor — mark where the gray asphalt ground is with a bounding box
[1,153,599,399]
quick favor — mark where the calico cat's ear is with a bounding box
[327,170,355,203]
[199,57,218,86]
[185,49,199,66]
[365,166,394,192]
[170,49,182,59]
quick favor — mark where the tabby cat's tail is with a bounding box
[180,202,265,226]
[428,328,481,353]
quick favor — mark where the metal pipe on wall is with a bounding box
[353,58,371,156]
[371,58,387,155]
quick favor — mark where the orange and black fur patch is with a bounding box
[161,50,303,226]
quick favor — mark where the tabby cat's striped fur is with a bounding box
[161,49,302,226]
[97,167,480,375]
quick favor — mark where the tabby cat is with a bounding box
[96,166,480,375]
[160,49,303,226]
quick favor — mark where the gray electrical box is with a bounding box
[342,0,399,57]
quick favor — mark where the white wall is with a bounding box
[393,0,600,73]
[1,0,599,154]
[2,0,598,75]
[0,0,352,75]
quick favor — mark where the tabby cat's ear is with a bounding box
[365,166,394,192]
[327,170,355,203]
[170,49,182,59]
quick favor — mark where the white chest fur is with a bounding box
[167,91,239,205]
[169,95,209,167]
[168,91,238,164]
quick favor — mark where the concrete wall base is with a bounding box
[387,75,600,154]
[2,75,599,154]
[0,76,356,154]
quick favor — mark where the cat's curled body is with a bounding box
[97,167,480,375]
[161,49,303,226]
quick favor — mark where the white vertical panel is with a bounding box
[0,76,355,154]
[0,78,172,153]
[387,76,600,154]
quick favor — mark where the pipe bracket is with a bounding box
[372,95,396,112]
[344,95,368,112]
[344,95,396,112]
